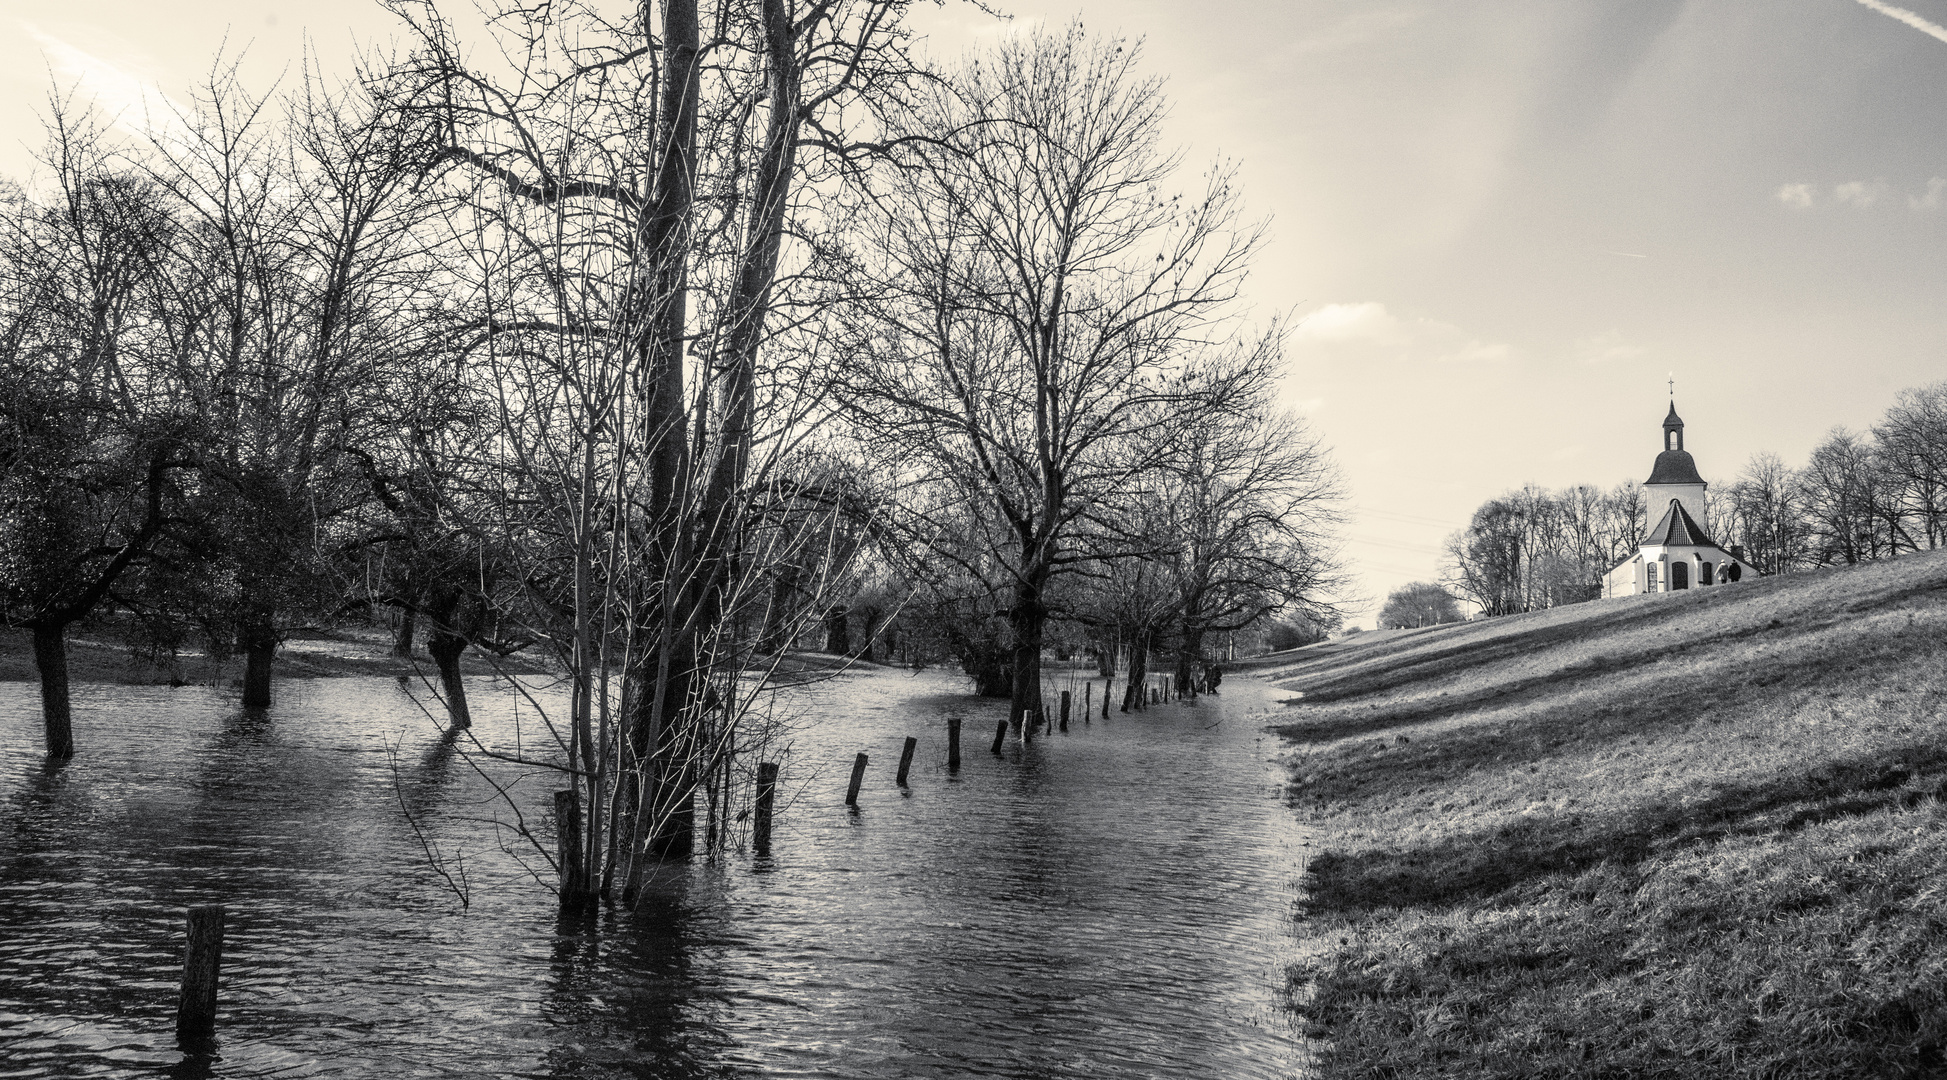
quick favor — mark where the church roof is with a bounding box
[1646,448,1706,485]
[1643,498,1714,547]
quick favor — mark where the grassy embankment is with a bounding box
[1257,550,1947,1078]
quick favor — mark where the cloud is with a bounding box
[1295,301,1403,343]
[1294,301,1511,364]
[1575,330,1646,365]
[1833,180,1890,208]
[1775,183,1816,209]
[1854,0,1947,45]
[1912,177,1946,210]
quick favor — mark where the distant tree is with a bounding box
[1444,498,1525,616]
[1874,381,1947,551]
[1444,481,1647,613]
[1377,582,1461,629]
[1720,451,1809,576]
[1798,427,1891,565]
[1263,614,1335,652]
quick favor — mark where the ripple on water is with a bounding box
[2,670,1311,1077]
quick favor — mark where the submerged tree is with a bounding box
[1154,403,1341,693]
[0,114,190,757]
[379,0,923,906]
[841,24,1269,730]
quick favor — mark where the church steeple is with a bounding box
[1663,401,1684,452]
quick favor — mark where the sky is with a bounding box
[6,0,1947,626]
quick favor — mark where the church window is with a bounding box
[1700,562,1714,586]
[1671,561,1689,590]
[1647,564,1659,590]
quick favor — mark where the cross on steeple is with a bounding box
[1668,372,1675,398]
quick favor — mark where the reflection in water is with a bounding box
[0,670,1311,1078]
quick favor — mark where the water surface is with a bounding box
[0,667,1311,1077]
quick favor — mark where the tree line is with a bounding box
[0,7,1341,906]
[1442,383,1947,615]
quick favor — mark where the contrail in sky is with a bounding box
[1854,0,1947,45]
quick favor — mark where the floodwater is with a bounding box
[0,666,1312,1078]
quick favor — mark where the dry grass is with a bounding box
[1277,550,1947,1078]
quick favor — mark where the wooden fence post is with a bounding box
[846,752,869,807]
[176,904,225,1046]
[896,736,918,786]
[992,718,1007,754]
[754,762,778,856]
[1060,690,1070,731]
[948,717,962,770]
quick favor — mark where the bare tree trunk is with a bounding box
[241,607,276,709]
[424,587,471,730]
[1007,576,1048,728]
[1174,626,1206,696]
[625,0,702,875]
[760,565,800,653]
[824,605,850,655]
[428,633,470,729]
[641,0,802,864]
[392,583,418,658]
[33,623,74,759]
[1121,635,1150,713]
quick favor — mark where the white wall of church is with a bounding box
[1603,556,1642,597]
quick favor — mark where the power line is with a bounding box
[1348,534,1446,554]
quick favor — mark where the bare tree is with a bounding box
[1875,381,1947,551]
[0,109,190,757]
[841,24,1267,730]
[1444,498,1525,616]
[1797,427,1893,565]
[1157,405,1342,693]
[377,0,923,907]
[1720,451,1807,575]
[1377,582,1461,629]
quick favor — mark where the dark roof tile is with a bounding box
[1646,449,1705,485]
[1642,498,1714,547]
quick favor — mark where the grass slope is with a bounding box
[1273,550,1947,1078]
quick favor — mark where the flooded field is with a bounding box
[1,666,1311,1077]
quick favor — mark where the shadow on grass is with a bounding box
[1303,740,1947,915]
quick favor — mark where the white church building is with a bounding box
[1602,402,1759,597]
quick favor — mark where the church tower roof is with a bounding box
[1643,498,1714,547]
[1645,399,1705,485]
[1647,451,1705,485]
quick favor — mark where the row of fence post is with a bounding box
[171,673,1193,1048]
